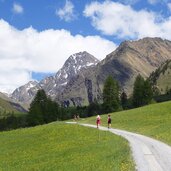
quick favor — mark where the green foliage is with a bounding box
[153,94,171,103]
[148,60,171,85]
[120,91,128,109]
[149,60,171,95]
[152,86,161,96]
[132,74,145,107]
[0,123,134,171]
[75,106,87,118]
[143,79,153,104]
[28,89,60,126]
[87,101,101,117]
[103,76,120,113]
[27,89,102,125]
[0,114,27,131]
[45,100,59,122]
[60,107,77,120]
[133,74,153,107]
[166,87,171,95]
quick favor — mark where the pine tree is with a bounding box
[28,89,48,126]
[28,89,62,126]
[143,79,153,104]
[45,99,60,122]
[120,91,128,109]
[103,76,120,113]
[133,74,145,107]
[87,101,101,117]
[133,75,153,107]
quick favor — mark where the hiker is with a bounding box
[108,114,111,129]
[96,115,101,128]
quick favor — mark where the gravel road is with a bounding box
[80,123,171,171]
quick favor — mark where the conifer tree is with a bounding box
[133,74,144,107]
[28,89,48,126]
[133,74,153,107]
[120,90,128,109]
[103,76,120,113]
[143,79,153,104]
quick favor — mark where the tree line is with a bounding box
[0,74,153,130]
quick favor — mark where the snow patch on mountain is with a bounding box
[10,51,100,105]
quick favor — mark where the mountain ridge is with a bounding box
[57,37,171,106]
[11,51,100,107]
[11,37,171,107]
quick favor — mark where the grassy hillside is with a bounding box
[0,122,134,171]
[0,92,11,101]
[149,60,171,94]
[0,97,26,117]
[80,101,171,145]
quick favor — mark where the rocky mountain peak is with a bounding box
[55,51,99,85]
[14,80,38,93]
[63,51,99,71]
[27,81,38,88]
[11,80,40,105]
[11,51,99,106]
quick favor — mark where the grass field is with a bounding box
[2,100,171,171]
[80,101,171,145]
[0,122,134,171]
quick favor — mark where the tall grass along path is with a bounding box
[71,123,171,171]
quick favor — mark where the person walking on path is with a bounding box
[107,114,111,129]
[96,115,101,128]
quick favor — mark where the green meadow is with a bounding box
[80,101,171,145]
[2,100,171,171]
[0,123,134,171]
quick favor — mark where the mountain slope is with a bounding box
[11,51,99,106]
[0,92,10,101]
[0,97,27,117]
[11,37,171,106]
[149,60,171,94]
[41,51,99,99]
[11,81,40,109]
[96,37,171,93]
[59,37,171,105]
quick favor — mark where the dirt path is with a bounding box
[80,123,171,171]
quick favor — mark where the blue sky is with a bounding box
[0,0,171,93]
[1,0,170,42]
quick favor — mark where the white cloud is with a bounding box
[56,0,76,22]
[12,2,23,14]
[0,19,116,93]
[84,1,171,39]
